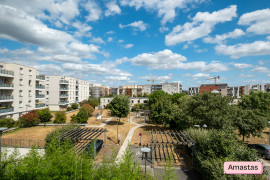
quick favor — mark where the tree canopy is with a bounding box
[109,95,130,118]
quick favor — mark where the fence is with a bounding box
[1,139,46,148]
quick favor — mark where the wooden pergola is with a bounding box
[61,127,106,154]
[136,109,150,123]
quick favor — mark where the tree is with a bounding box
[71,103,78,109]
[109,95,129,118]
[81,104,94,116]
[54,111,66,123]
[19,110,40,127]
[88,97,100,108]
[37,108,53,122]
[172,93,187,106]
[76,107,89,123]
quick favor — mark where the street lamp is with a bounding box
[141,147,151,174]
[0,127,8,163]
[268,121,270,145]
[116,117,120,145]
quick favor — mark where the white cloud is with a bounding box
[120,0,206,25]
[138,74,173,82]
[118,39,124,43]
[194,48,208,53]
[85,1,102,22]
[159,26,169,33]
[238,8,270,35]
[55,21,63,28]
[90,37,105,44]
[251,67,269,73]
[105,76,130,81]
[234,63,253,69]
[239,74,255,78]
[203,29,245,44]
[72,21,92,37]
[107,37,113,42]
[106,30,115,34]
[165,5,237,46]
[119,21,148,31]
[183,44,188,49]
[216,40,270,59]
[69,42,99,53]
[124,44,134,48]
[33,64,64,74]
[193,73,210,78]
[268,74,270,77]
[105,1,121,16]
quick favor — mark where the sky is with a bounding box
[0,0,269,89]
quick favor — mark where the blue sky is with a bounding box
[0,0,269,89]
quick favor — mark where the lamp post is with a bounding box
[0,127,8,163]
[141,147,151,174]
[116,117,120,145]
[268,121,270,145]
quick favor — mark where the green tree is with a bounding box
[37,108,53,122]
[71,103,78,109]
[81,104,94,116]
[109,95,130,118]
[172,93,187,106]
[76,107,89,123]
[88,97,100,108]
[0,117,15,128]
[54,111,66,123]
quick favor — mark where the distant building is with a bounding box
[100,97,148,109]
[188,87,200,95]
[227,86,244,98]
[200,84,228,96]
[110,87,119,96]
[265,84,270,93]
[244,84,266,95]
[144,82,182,95]
[118,85,144,97]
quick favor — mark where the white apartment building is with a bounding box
[244,84,266,95]
[0,63,46,120]
[189,87,200,95]
[227,86,244,98]
[119,85,144,97]
[100,97,149,109]
[144,82,182,95]
[45,76,90,111]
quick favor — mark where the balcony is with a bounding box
[36,75,45,81]
[35,103,46,108]
[75,94,79,97]
[59,87,69,91]
[59,80,69,84]
[59,94,69,98]
[76,88,79,91]
[36,85,45,89]
[0,82,14,89]
[0,69,14,77]
[0,96,13,102]
[0,107,14,115]
[36,94,45,99]
[59,101,69,105]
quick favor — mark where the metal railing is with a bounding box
[36,94,45,98]
[35,104,45,108]
[59,101,69,104]
[36,85,45,89]
[59,87,69,90]
[0,95,13,100]
[36,75,45,80]
[0,82,14,88]
[0,69,14,76]
[0,107,14,114]
[2,138,45,148]
[59,80,69,84]
[59,94,68,97]
[76,88,79,91]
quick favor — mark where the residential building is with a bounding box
[45,76,90,111]
[188,87,200,95]
[144,82,182,95]
[100,97,149,109]
[0,63,46,120]
[200,84,228,96]
[90,86,100,98]
[244,84,266,95]
[110,87,119,95]
[265,84,270,92]
[227,86,244,98]
[119,85,144,97]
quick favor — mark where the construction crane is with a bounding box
[206,76,220,84]
[147,79,155,85]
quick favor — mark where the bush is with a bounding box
[79,100,87,106]
[54,111,66,124]
[76,108,89,123]
[19,111,40,128]
[0,117,15,128]
[70,114,78,123]
[81,104,94,116]
[37,108,53,122]
[71,103,78,109]
[66,106,73,111]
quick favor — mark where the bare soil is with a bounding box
[236,128,270,145]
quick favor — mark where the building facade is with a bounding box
[100,97,149,109]
[0,63,46,120]
[244,84,266,95]
[200,84,228,96]
[144,82,182,95]
[118,85,144,97]
[227,86,244,98]
[188,87,200,95]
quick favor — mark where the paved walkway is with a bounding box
[115,116,143,163]
[86,117,113,128]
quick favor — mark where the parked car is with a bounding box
[248,144,270,159]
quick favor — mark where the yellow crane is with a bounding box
[147,79,155,85]
[206,76,220,84]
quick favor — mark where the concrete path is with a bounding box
[115,116,143,163]
[86,117,113,128]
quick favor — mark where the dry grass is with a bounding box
[87,109,103,125]
[236,128,270,145]
[66,110,79,123]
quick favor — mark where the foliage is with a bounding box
[54,111,66,123]
[76,107,89,123]
[171,93,187,106]
[37,108,52,122]
[80,100,87,106]
[66,106,73,111]
[81,104,94,116]
[70,114,78,123]
[161,155,177,180]
[19,110,40,128]
[88,97,100,108]
[71,103,78,109]
[0,117,15,128]
[131,103,147,112]
[109,95,130,118]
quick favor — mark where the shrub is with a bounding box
[76,108,89,123]
[19,111,40,128]
[81,104,94,116]
[79,100,87,106]
[37,108,53,122]
[70,114,78,123]
[71,103,78,109]
[66,106,73,111]
[0,117,15,128]
[54,111,66,124]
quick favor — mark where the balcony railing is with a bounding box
[0,107,14,114]
[76,88,79,91]
[35,103,45,108]
[0,95,13,100]
[0,69,14,76]
[36,85,45,89]
[36,94,45,98]
[36,75,45,80]
[0,82,14,88]
[59,101,69,104]
[59,94,69,97]
[59,87,69,91]
[59,80,69,84]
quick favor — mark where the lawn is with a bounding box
[236,128,270,145]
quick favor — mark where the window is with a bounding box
[19,101,23,108]
[19,90,22,97]
[19,79,23,86]
[20,68,23,74]
[29,80,32,86]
